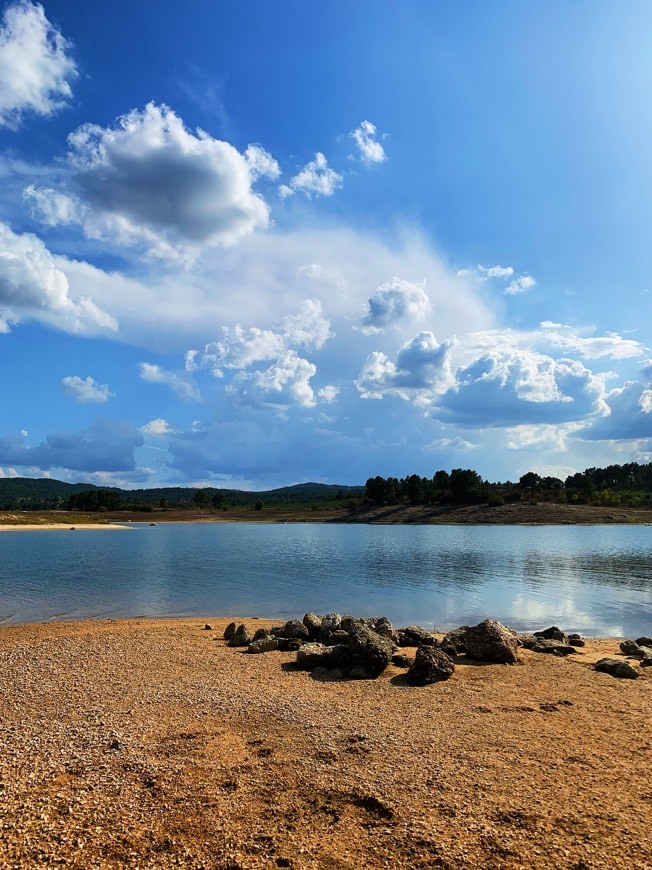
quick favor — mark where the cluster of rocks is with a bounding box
[220,616,652,683]
[593,636,652,680]
[222,615,529,684]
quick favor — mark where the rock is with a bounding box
[251,627,272,643]
[346,625,394,678]
[517,635,539,650]
[465,619,519,664]
[277,637,304,652]
[531,640,577,657]
[620,639,641,656]
[296,643,335,669]
[397,625,436,647]
[228,624,251,647]
[280,619,310,641]
[247,637,279,653]
[595,658,639,679]
[533,626,567,642]
[320,613,342,643]
[440,626,470,654]
[406,646,455,685]
[340,615,357,632]
[636,636,652,648]
[391,653,413,668]
[641,659,652,668]
[330,630,350,644]
[439,644,458,658]
[223,622,237,641]
[568,633,585,647]
[640,646,652,660]
[358,616,396,640]
[202,624,212,631]
[302,612,322,639]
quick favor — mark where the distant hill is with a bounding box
[0,478,365,511]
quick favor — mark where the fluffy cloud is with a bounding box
[140,418,175,436]
[61,375,112,404]
[0,0,77,129]
[436,350,606,427]
[356,332,456,403]
[579,381,652,441]
[360,277,431,334]
[0,419,143,472]
[139,362,201,402]
[505,275,537,295]
[317,385,339,404]
[244,144,281,180]
[225,350,317,409]
[0,222,117,334]
[192,299,331,374]
[29,102,272,257]
[281,152,343,198]
[505,422,584,452]
[350,120,386,165]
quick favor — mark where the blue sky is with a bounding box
[0,0,650,490]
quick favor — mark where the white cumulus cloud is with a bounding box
[33,102,272,258]
[0,0,77,129]
[350,120,386,165]
[0,222,117,334]
[61,375,112,403]
[141,418,175,436]
[226,350,317,409]
[360,277,431,334]
[356,332,456,404]
[505,274,537,295]
[283,152,343,198]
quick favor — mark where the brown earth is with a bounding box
[0,617,650,869]
[3,501,652,527]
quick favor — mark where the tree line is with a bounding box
[364,462,652,508]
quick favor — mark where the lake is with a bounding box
[0,522,650,636]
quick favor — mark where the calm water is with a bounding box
[0,523,650,637]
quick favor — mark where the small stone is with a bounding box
[391,653,413,668]
[635,636,652,648]
[223,622,237,641]
[202,624,212,631]
[406,646,455,685]
[595,658,639,679]
[247,637,279,654]
[568,633,585,647]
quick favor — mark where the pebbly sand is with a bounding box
[0,617,650,869]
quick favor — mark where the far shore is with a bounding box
[2,500,652,528]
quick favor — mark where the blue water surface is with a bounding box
[0,522,650,636]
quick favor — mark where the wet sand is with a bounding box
[0,617,650,868]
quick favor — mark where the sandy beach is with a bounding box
[0,523,133,532]
[0,617,650,868]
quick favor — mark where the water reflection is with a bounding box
[0,523,650,636]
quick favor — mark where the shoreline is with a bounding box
[0,616,649,868]
[0,613,635,640]
[0,522,133,532]
[2,500,652,527]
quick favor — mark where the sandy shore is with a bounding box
[0,618,650,868]
[0,523,133,532]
